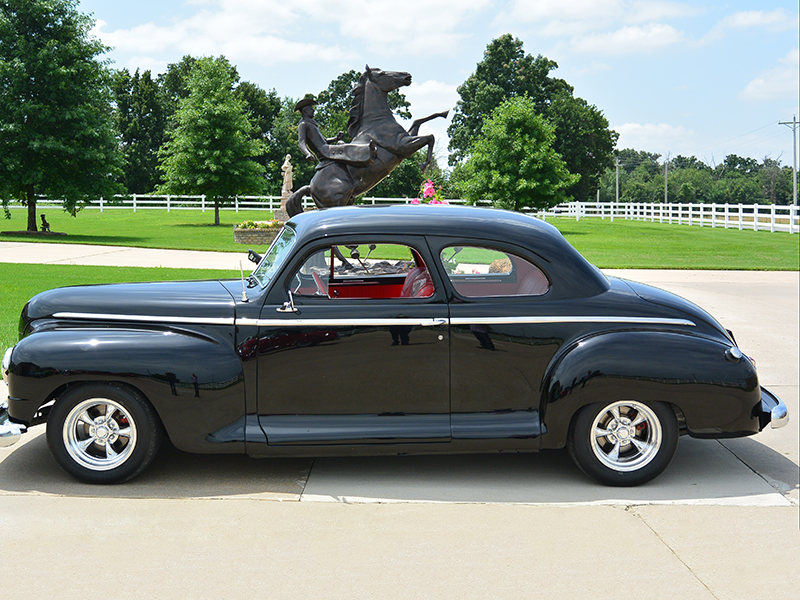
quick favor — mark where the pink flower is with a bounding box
[422,180,436,199]
[410,198,421,204]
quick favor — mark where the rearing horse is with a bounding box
[286,66,448,216]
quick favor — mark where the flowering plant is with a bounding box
[236,219,283,230]
[410,180,448,205]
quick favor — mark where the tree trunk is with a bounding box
[214,199,220,226]
[26,184,37,232]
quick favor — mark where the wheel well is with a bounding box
[43,381,165,435]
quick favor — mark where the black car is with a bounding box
[1,205,788,485]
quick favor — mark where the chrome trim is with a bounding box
[51,312,693,329]
[52,312,235,326]
[2,347,12,385]
[449,316,696,327]
[238,317,449,328]
[1,401,27,448]
[771,398,789,429]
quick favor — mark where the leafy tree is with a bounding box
[157,56,199,119]
[158,56,265,225]
[548,91,617,200]
[457,97,579,211]
[234,81,281,176]
[112,68,167,193]
[448,34,616,200]
[0,0,122,230]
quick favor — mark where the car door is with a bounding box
[433,241,558,444]
[255,236,450,446]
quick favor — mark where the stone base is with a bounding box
[273,209,289,222]
[233,228,281,245]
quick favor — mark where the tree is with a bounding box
[234,81,281,179]
[457,97,579,212]
[448,35,616,200]
[158,56,265,225]
[0,0,122,230]
[112,68,167,193]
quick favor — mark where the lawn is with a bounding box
[0,263,238,349]
[2,207,797,270]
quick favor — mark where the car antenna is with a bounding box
[240,261,249,303]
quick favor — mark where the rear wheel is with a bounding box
[46,383,162,484]
[568,399,678,486]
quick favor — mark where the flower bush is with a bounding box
[235,219,283,230]
[410,180,449,205]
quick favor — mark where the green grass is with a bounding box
[0,263,238,350]
[1,208,273,252]
[551,217,799,270]
[1,207,798,270]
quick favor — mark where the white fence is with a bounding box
[6,195,798,233]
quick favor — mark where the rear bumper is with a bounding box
[0,401,27,448]
[760,387,789,430]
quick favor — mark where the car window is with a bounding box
[252,226,296,288]
[440,246,549,298]
[290,243,434,299]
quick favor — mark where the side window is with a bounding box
[440,246,549,298]
[291,244,434,299]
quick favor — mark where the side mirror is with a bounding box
[248,249,262,264]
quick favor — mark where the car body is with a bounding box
[1,205,789,485]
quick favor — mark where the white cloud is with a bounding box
[402,80,459,168]
[571,24,684,54]
[614,122,695,150]
[701,9,799,44]
[499,0,698,31]
[739,49,800,101]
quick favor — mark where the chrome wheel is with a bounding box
[63,398,137,471]
[590,401,662,473]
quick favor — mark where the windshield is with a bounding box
[252,226,296,288]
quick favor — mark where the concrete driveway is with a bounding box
[1,243,798,599]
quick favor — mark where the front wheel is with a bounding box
[568,400,678,486]
[46,383,162,484]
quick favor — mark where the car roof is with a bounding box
[285,204,609,297]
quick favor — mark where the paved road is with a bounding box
[1,242,798,599]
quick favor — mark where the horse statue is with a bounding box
[286,66,448,217]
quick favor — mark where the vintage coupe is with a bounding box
[1,205,788,485]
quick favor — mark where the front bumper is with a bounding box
[0,401,27,448]
[760,387,789,430]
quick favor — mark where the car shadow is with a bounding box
[0,428,311,499]
[0,429,795,505]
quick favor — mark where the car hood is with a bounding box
[21,280,236,330]
[615,278,732,341]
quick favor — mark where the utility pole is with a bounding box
[779,116,798,205]
[615,158,620,202]
[664,152,670,203]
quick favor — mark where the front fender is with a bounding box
[6,325,248,453]
[540,330,761,448]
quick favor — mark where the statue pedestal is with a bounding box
[274,208,289,222]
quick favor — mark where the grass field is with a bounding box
[2,207,797,270]
[0,263,238,350]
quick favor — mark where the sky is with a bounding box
[78,0,799,169]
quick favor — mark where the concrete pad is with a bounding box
[300,436,790,506]
[0,426,310,501]
[634,505,800,600]
[0,498,717,600]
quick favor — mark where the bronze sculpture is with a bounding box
[286,66,448,217]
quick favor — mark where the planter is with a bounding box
[233,227,281,245]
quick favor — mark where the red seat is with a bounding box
[400,267,434,298]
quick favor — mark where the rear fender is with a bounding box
[540,330,760,448]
